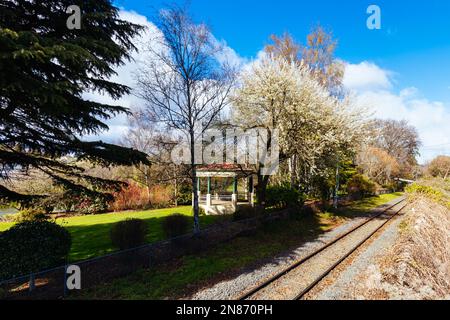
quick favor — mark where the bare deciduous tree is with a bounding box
[357,146,400,185]
[370,119,421,179]
[301,25,345,97]
[265,32,301,64]
[427,156,450,180]
[120,111,184,205]
[134,5,236,233]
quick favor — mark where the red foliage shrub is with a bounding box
[149,184,173,208]
[109,181,173,212]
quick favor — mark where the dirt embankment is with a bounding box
[358,195,450,299]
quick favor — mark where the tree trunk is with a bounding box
[174,176,178,207]
[191,131,200,234]
[443,168,450,180]
[333,164,340,209]
[288,156,295,188]
[256,173,270,207]
[192,173,199,233]
[144,165,151,204]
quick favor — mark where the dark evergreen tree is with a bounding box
[0,0,149,207]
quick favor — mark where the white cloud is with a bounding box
[343,61,393,92]
[212,38,248,68]
[345,62,450,163]
[85,12,450,165]
[85,10,246,144]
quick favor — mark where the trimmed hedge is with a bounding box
[110,218,148,250]
[162,214,190,238]
[233,205,262,221]
[346,174,377,199]
[0,220,71,281]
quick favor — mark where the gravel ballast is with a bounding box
[308,205,410,300]
[189,198,404,300]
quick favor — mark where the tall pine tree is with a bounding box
[0,0,149,207]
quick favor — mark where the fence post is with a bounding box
[29,273,35,292]
[63,262,68,297]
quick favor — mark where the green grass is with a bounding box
[0,193,402,264]
[0,206,229,262]
[0,221,13,232]
[334,192,404,217]
[74,192,403,300]
[76,213,335,300]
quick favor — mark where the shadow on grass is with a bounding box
[66,214,230,262]
[72,209,334,300]
[71,194,403,299]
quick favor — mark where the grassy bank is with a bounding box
[353,181,449,299]
[74,192,403,300]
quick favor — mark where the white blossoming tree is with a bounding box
[231,55,367,206]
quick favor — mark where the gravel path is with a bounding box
[189,198,403,300]
[308,204,410,300]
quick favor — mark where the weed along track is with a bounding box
[236,198,407,300]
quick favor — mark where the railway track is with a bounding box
[236,197,407,300]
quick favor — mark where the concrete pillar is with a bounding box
[206,177,212,207]
[214,179,218,200]
[248,176,254,206]
[250,192,255,207]
[244,178,248,200]
[232,176,238,211]
[231,193,238,211]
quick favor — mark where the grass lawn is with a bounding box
[335,192,404,216]
[0,206,229,262]
[74,192,403,300]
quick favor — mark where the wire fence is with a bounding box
[0,208,291,300]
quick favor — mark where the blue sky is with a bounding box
[103,0,450,162]
[116,0,450,103]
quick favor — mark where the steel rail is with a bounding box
[237,197,406,300]
[293,202,407,300]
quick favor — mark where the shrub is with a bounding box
[149,185,173,209]
[233,205,255,221]
[265,184,305,209]
[233,205,263,221]
[76,195,110,215]
[383,181,400,193]
[110,182,173,212]
[405,184,443,202]
[38,192,110,215]
[0,220,71,280]
[110,218,148,250]
[0,287,6,299]
[177,183,192,205]
[346,174,377,199]
[312,175,334,204]
[162,214,191,238]
[32,192,82,214]
[110,182,150,212]
[427,155,450,178]
[14,208,49,222]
